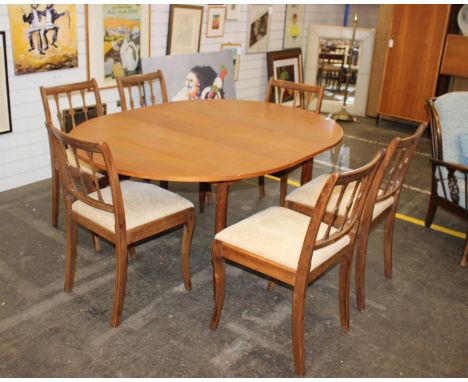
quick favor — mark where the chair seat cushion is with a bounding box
[285,174,394,220]
[72,180,194,232]
[215,206,350,271]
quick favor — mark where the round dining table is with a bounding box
[71,99,343,233]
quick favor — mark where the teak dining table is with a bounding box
[70,99,343,233]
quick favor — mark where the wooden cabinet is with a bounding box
[378,5,451,123]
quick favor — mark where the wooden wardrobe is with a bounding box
[378,5,451,123]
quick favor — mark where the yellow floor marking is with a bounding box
[263,174,466,240]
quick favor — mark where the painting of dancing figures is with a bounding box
[8,4,78,75]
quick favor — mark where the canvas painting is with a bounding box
[142,51,236,102]
[247,5,271,53]
[87,5,150,88]
[283,4,305,49]
[8,4,78,75]
[0,32,12,134]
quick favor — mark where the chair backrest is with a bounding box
[428,92,468,164]
[264,77,324,113]
[45,122,126,233]
[297,150,384,274]
[40,79,104,133]
[363,123,427,223]
[117,70,169,112]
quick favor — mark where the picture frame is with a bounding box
[266,48,303,104]
[221,43,241,81]
[167,5,203,55]
[0,31,12,134]
[8,4,78,75]
[283,4,305,49]
[226,4,241,20]
[86,5,151,89]
[206,6,226,38]
[246,5,271,53]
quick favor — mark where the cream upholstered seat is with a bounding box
[72,180,194,232]
[215,206,350,271]
[285,174,395,220]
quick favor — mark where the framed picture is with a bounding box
[226,4,241,20]
[86,4,151,89]
[266,48,303,104]
[283,5,305,49]
[0,31,12,134]
[7,4,78,75]
[246,5,271,53]
[206,6,226,38]
[221,43,241,81]
[167,5,203,55]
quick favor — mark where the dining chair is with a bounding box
[259,78,325,205]
[117,71,212,213]
[425,93,468,267]
[40,79,106,251]
[210,151,383,376]
[46,122,196,328]
[285,124,427,311]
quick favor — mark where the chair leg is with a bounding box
[206,183,212,203]
[384,212,396,279]
[51,167,60,227]
[355,223,371,312]
[425,190,438,228]
[92,235,101,253]
[279,174,288,207]
[181,212,196,291]
[210,241,226,331]
[266,279,277,292]
[111,243,129,328]
[339,254,352,332]
[128,246,136,260]
[64,213,78,293]
[460,235,468,268]
[291,285,307,376]
[199,183,206,213]
[159,180,169,189]
[258,176,265,199]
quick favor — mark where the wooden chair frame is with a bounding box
[259,77,325,205]
[117,70,169,112]
[46,122,196,327]
[288,124,427,311]
[210,151,383,376]
[40,79,105,229]
[425,98,468,267]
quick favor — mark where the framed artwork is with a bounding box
[206,6,226,38]
[0,32,12,134]
[266,48,303,104]
[86,4,151,89]
[283,5,305,49]
[226,4,241,20]
[246,5,271,53]
[142,51,237,101]
[7,4,78,75]
[221,43,241,81]
[167,5,203,55]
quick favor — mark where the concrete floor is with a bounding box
[0,117,467,377]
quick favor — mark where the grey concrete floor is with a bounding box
[0,117,467,377]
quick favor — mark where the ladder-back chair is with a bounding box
[46,123,196,327]
[210,151,383,376]
[260,78,325,205]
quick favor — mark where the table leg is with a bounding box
[215,182,231,234]
[300,158,314,185]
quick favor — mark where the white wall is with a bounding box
[0,4,378,192]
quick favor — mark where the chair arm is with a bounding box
[430,158,468,174]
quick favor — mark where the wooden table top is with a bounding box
[71,99,343,183]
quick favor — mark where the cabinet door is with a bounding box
[379,5,450,123]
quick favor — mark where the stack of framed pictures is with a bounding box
[0,31,12,135]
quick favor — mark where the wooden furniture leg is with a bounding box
[181,213,196,291]
[461,232,468,268]
[258,176,266,199]
[52,167,60,227]
[215,182,231,234]
[300,159,314,185]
